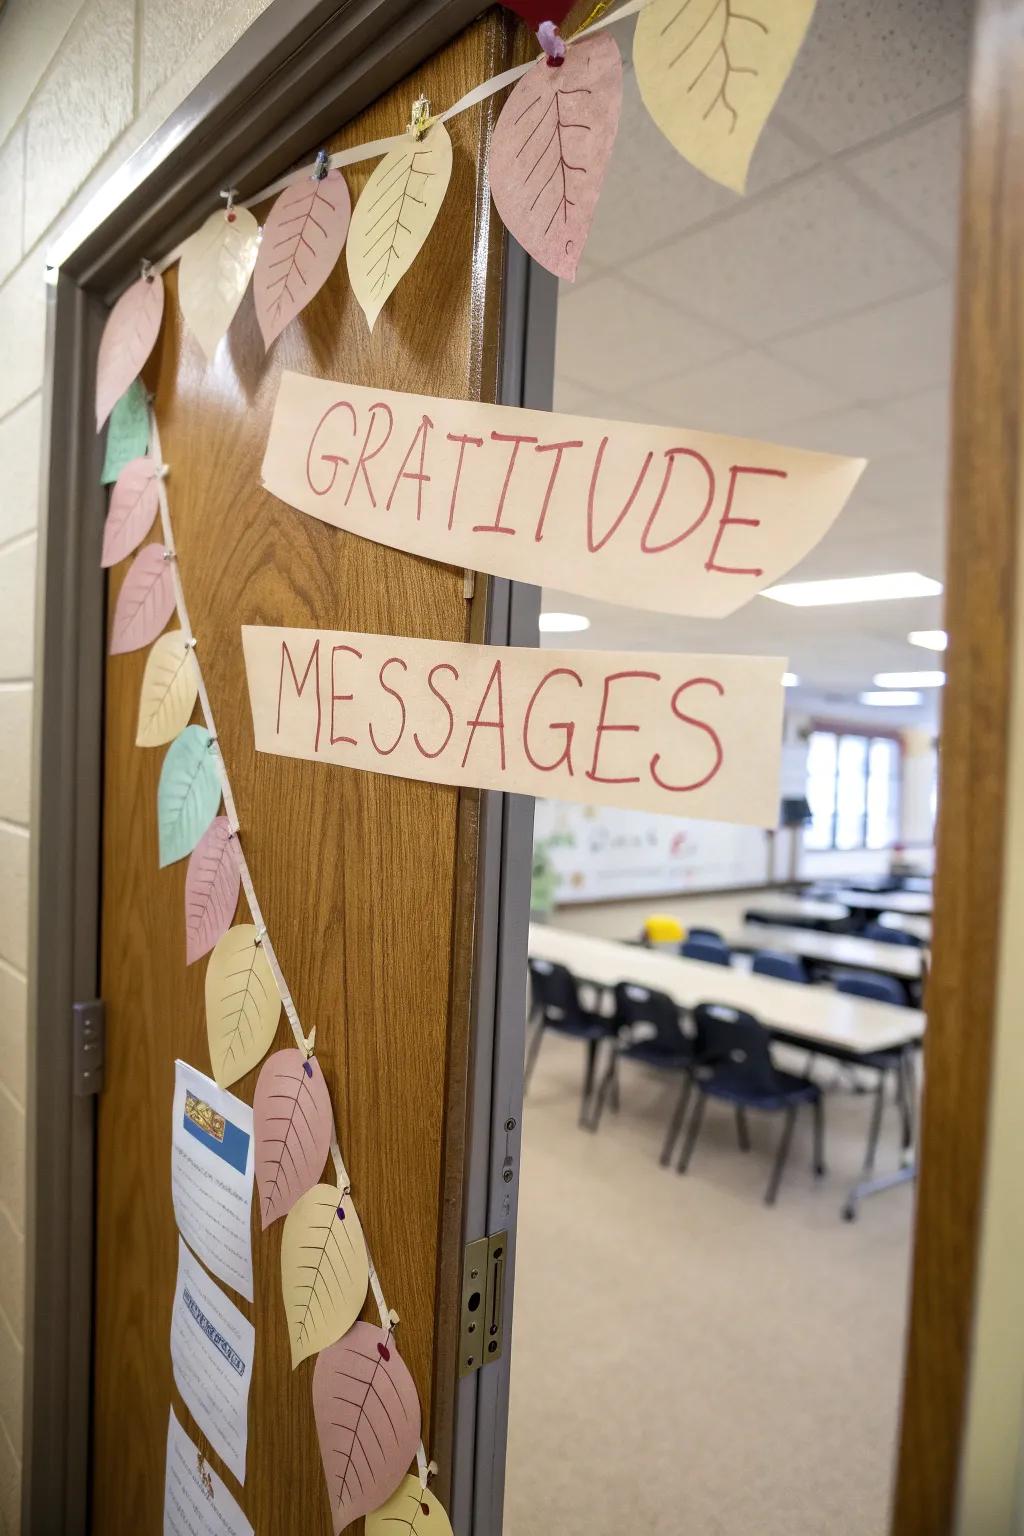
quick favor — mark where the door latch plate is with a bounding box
[459,1230,507,1376]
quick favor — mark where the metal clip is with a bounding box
[408,96,432,141]
[311,149,330,181]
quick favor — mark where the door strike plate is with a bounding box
[72,999,105,1096]
[459,1230,508,1377]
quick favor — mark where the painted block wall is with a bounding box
[0,0,274,1526]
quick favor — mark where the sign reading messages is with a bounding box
[261,372,864,620]
[241,626,787,827]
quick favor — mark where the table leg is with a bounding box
[841,1044,917,1221]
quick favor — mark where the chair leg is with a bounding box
[676,1091,706,1174]
[659,1073,693,1168]
[524,1017,545,1091]
[578,1038,599,1128]
[765,1105,797,1206]
[589,1051,618,1134]
[735,1105,751,1152]
[897,1048,915,1154]
[863,1069,886,1174]
[609,1061,621,1112]
[812,1094,826,1176]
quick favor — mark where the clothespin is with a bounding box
[408,96,432,141]
[219,188,238,222]
[311,149,330,181]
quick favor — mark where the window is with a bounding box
[804,729,901,851]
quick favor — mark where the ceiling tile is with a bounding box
[552,376,620,418]
[784,405,919,460]
[555,274,737,392]
[857,448,948,515]
[885,385,951,444]
[629,349,850,437]
[628,169,943,343]
[844,107,962,258]
[770,284,954,401]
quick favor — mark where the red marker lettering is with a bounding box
[277,639,322,751]
[650,677,725,791]
[587,438,654,553]
[330,644,363,746]
[344,401,394,508]
[446,433,484,530]
[305,402,356,496]
[462,659,507,769]
[705,464,787,576]
[386,414,434,520]
[533,439,583,543]
[640,447,716,553]
[414,663,459,759]
[473,432,539,536]
[369,657,408,755]
[522,667,584,774]
[586,670,661,784]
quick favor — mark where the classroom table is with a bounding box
[832,889,933,917]
[879,912,932,943]
[529,925,924,1218]
[742,897,851,931]
[726,922,924,983]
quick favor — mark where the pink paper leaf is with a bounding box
[184,816,241,965]
[95,275,164,431]
[109,543,176,655]
[313,1323,422,1535]
[101,456,161,568]
[253,1048,333,1228]
[254,169,352,350]
[489,32,623,281]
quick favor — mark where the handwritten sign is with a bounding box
[241,626,787,827]
[261,372,864,619]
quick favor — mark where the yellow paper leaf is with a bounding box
[136,629,199,747]
[179,206,261,360]
[634,0,817,193]
[366,1477,454,1536]
[281,1184,369,1368]
[205,923,281,1088]
[346,122,453,331]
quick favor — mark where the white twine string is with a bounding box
[146,405,429,1484]
[150,0,650,278]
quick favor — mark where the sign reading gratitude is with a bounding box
[241,626,786,827]
[261,372,864,619]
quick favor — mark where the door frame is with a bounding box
[24,3,529,1529]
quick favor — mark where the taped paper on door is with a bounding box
[171,1061,254,1301]
[261,372,864,619]
[164,1407,254,1536]
[241,626,786,828]
[170,1239,254,1485]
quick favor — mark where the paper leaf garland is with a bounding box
[184,815,241,964]
[109,542,176,655]
[253,1049,333,1228]
[206,923,282,1087]
[95,273,165,431]
[281,1184,369,1368]
[101,379,150,485]
[634,0,817,195]
[312,1323,422,1533]
[157,724,222,869]
[136,629,198,747]
[179,207,261,360]
[102,455,161,568]
[347,121,453,332]
[489,34,623,281]
[366,1478,454,1536]
[254,170,352,350]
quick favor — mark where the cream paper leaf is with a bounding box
[178,206,261,360]
[633,0,817,193]
[136,630,198,747]
[281,1184,369,1368]
[366,1478,454,1536]
[205,923,282,1088]
[346,122,453,332]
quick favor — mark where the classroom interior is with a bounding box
[505,7,959,1533]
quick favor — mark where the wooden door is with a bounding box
[89,15,513,1533]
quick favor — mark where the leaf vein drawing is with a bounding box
[362,151,436,297]
[206,924,280,1086]
[254,1049,334,1226]
[254,169,351,349]
[366,1477,455,1536]
[282,1185,369,1366]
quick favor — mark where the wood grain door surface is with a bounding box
[90,15,511,1533]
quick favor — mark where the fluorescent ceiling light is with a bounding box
[860,690,923,707]
[761,572,943,607]
[538,611,590,633]
[782,672,799,687]
[873,670,945,689]
[908,629,947,651]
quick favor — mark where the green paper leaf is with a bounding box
[101,379,150,485]
[157,724,222,868]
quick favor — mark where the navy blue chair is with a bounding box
[834,971,914,1172]
[590,983,693,1154]
[526,958,614,1127]
[751,949,809,984]
[864,921,921,948]
[680,936,732,967]
[686,926,723,943]
[676,1003,824,1205]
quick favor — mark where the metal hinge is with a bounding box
[458,1230,508,1377]
[72,999,105,1096]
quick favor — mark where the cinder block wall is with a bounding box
[0,1,273,1525]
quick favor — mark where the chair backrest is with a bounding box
[642,913,684,946]
[864,921,921,948]
[680,936,732,967]
[752,949,809,984]
[692,1003,781,1093]
[527,957,586,1026]
[834,970,906,1006]
[613,982,687,1055]
[685,926,722,943]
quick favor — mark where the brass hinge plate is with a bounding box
[459,1230,508,1377]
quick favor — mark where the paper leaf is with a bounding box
[253,1049,333,1228]
[346,122,453,332]
[102,455,161,568]
[206,923,281,1088]
[312,1323,421,1532]
[179,207,261,360]
[281,1184,369,1368]
[101,379,150,485]
[95,274,164,430]
[185,816,241,965]
[633,0,817,194]
[254,170,352,350]
[366,1477,454,1536]
[158,724,222,869]
[489,34,622,282]
[109,543,175,655]
[136,629,198,747]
